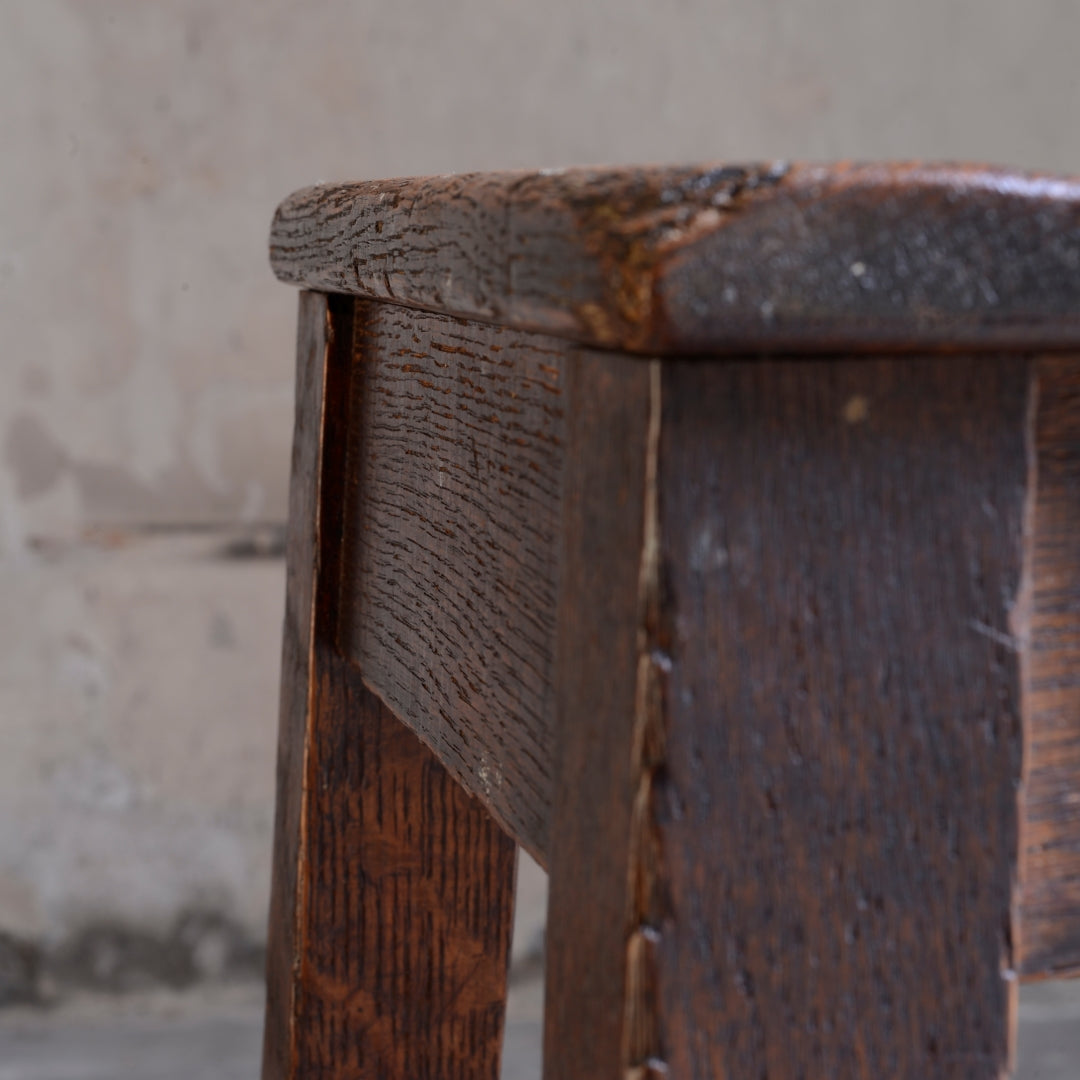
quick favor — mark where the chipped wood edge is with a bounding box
[271,164,1080,355]
[624,360,666,1075]
[262,292,336,1080]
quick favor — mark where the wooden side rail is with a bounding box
[264,164,1080,1080]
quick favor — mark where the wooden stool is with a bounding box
[261,164,1080,1080]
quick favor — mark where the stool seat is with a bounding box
[271,162,1080,352]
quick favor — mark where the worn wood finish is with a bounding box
[544,353,1037,1078]
[648,356,1030,1078]
[338,301,571,863]
[263,290,332,1080]
[271,164,1080,354]
[542,354,654,1080]
[262,293,517,1080]
[331,299,1080,977]
[1021,355,1080,978]
[267,163,1080,1080]
[294,670,517,1080]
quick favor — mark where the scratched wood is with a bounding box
[542,353,654,1080]
[648,356,1030,1078]
[330,299,1080,980]
[262,293,517,1080]
[1020,354,1080,978]
[292,670,517,1080]
[263,290,332,1080]
[337,300,572,863]
[266,162,1080,1080]
[270,164,1080,354]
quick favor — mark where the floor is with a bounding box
[0,976,1076,1079]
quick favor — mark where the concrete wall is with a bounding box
[2,0,1078,991]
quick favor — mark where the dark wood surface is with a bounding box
[291,669,517,1080]
[262,293,517,1080]
[337,301,571,864]
[539,352,1044,1078]
[1021,355,1080,978]
[271,164,1080,354]
[266,163,1080,1075]
[542,354,654,1080]
[263,290,330,1080]
[651,356,1029,1078]
[327,300,1080,982]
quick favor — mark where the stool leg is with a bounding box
[263,292,516,1080]
[546,354,1031,1079]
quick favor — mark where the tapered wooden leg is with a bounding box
[1020,355,1080,978]
[263,292,517,1080]
[546,354,1032,1079]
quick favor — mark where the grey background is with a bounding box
[1,1,1077,1076]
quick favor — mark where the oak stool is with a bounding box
[262,164,1080,1080]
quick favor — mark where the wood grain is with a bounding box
[542,353,654,1080]
[263,290,332,1080]
[263,292,517,1080]
[338,301,571,863]
[293,670,517,1080]
[266,289,1080,1080]
[332,300,1080,980]
[270,164,1080,354]
[1020,354,1080,978]
[652,356,1030,1078]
